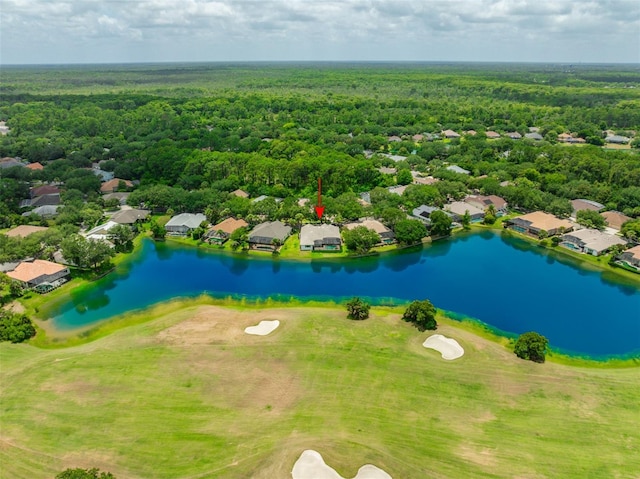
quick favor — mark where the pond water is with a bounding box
[48,231,640,358]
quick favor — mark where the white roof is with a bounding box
[446,201,484,217]
[84,221,119,239]
[165,213,206,229]
[300,224,341,246]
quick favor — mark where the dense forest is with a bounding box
[1,63,639,236]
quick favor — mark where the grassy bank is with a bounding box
[1,303,638,478]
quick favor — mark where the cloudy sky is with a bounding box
[1,0,639,64]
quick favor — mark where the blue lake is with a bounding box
[48,231,640,358]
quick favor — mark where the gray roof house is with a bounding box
[412,205,439,224]
[446,165,470,175]
[21,205,60,218]
[561,229,626,256]
[109,208,150,225]
[605,135,630,144]
[617,245,640,271]
[248,221,292,251]
[165,213,207,236]
[300,224,342,251]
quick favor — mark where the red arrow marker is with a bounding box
[315,177,325,220]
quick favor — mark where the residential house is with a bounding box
[525,132,543,141]
[464,195,508,215]
[25,162,44,171]
[388,185,408,196]
[232,189,249,198]
[204,217,248,244]
[100,178,133,194]
[557,133,573,142]
[446,165,470,175]
[561,229,626,256]
[4,225,49,238]
[485,131,501,139]
[0,157,24,169]
[165,213,207,236]
[505,132,522,140]
[92,168,115,182]
[21,205,60,219]
[413,175,438,185]
[21,193,61,208]
[507,211,573,237]
[605,135,630,145]
[412,205,439,224]
[442,130,460,139]
[109,208,150,225]
[465,130,477,136]
[378,167,397,175]
[102,192,130,206]
[571,199,604,216]
[248,221,292,251]
[343,219,396,245]
[0,121,9,135]
[617,245,640,272]
[600,211,632,232]
[30,185,60,197]
[445,201,485,222]
[412,134,425,142]
[380,153,407,162]
[84,221,119,242]
[300,224,342,251]
[6,259,70,292]
[387,135,402,142]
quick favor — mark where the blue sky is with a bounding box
[1,0,639,64]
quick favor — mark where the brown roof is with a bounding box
[465,195,507,210]
[5,225,49,238]
[209,217,248,235]
[515,211,573,231]
[485,131,501,139]
[623,245,640,260]
[600,211,632,231]
[232,189,249,198]
[6,260,66,283]
[100,178,133,193]
[31,185,60,197]
[26,162,44,171]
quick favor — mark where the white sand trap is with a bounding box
[244,319,280,336]
[292,450,392,479]
[423,334,464,360]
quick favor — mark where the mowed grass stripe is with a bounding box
[1,305,638,478]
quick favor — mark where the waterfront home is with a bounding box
[617,245,640,272]
[446,165,470,175]
[561,229,626,256]
[412,205,439,224]
[507,211,573,237]
[248,221,292,251]
[84,221,119,242]
[571,199,604,216]
[300,224,342,251]
[109,208,150,225]
[6,259,70,292]
[4,225,49,238]
[100,178,133,194]
[464,195,508,215]
[165,213,207,236]
[343,219,396,245]
[600,211,632,232]
[445,201,485,222]
[205,217,248,244]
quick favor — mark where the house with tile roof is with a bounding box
[248,221,292,251]
[600,211,632,232]
[6,259,70,291]
[445,201,485,222]
[100,178,133,194]
[205,218,248,244]
[561,229,626,256]
[507,211,574,237]
[343,219,395,245]
[617,245,640,272]
[165,213,207,236]
[4,225,49,238]
[464,195,508,215]
[300,224,342,251]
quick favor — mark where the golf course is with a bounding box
[1,299,638,478]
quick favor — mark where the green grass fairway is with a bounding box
[1,305,638,478]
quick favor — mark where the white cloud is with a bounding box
[0,0,638,63]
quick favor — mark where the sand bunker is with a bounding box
[423,334,464,360]
[244,320,280,336]
[292,450,392,479]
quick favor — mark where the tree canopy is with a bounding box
[402,300,437,331]
[514,331,549,363]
